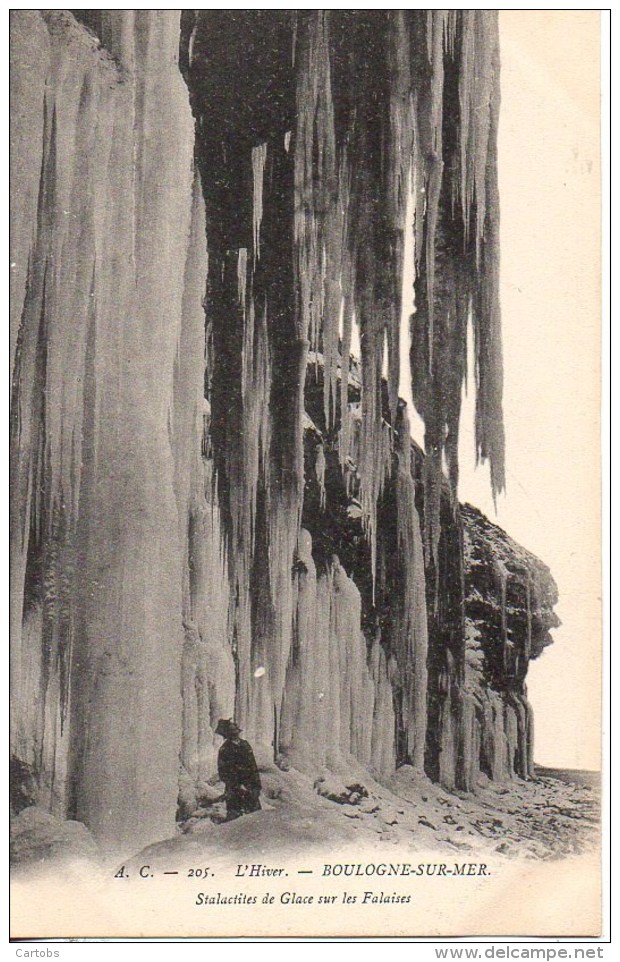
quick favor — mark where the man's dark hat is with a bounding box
[215,718,242,738]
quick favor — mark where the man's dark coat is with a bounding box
[217,738,262,819]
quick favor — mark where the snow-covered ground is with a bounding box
[128,763,599,873]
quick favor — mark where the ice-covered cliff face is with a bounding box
[10,10,204,852]
[11,11,556,853]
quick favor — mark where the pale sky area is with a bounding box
[397,11,601,772]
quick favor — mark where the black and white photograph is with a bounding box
[9,7,604,940]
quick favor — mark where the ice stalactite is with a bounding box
[172,173,209,613]
[424,492,467,789]
[10,10,202,852]
[9,11,49,390]
[368,639,397,776]
[337,289,354,473]
[340,402,394,556]
[479,689,511,782]
[251,144,267,264]
[331,557,365,761]
[314,442,326,510]
[409,10,505,569]
[524,580,533,661]
[173,172,236,800]
[294,11,336,370]
[390,404,428,772]
[280,531,393,778]
[281,533,321,767]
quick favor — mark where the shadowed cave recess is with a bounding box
[10,10,558,854]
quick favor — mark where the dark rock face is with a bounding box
[463,503,559,669]
[461,504,560,783]
[10,757,39,815]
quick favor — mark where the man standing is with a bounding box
[215,719,262,821]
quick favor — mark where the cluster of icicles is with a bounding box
[192,10,504,766]
[290,10,505,574]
